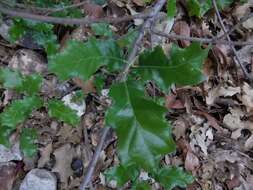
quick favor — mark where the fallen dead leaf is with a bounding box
[52,144,76,184]
[173,21,191,47]
[38,142,52,168]
[184,151,200,172]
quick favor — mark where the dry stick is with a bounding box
[212,0,253,82]
[80,1,167,189]
[151,28,253,46]
[119,0,167,81]
[79,127,110,190]
[0,5,151,26]
[44,1,88,15]
[216,12,253,40]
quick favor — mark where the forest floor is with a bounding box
[0,0,253,190]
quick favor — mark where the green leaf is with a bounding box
[9,19,58,55]
[117,29,138,50]
[167,0,177,18]
[136,42,208,91]
[186,0,241,17]
[17,74,43,95]
[155,166,194,190]
[105,164,139,187]
[0,126,13,147]
[48,99,80,126]
[20,128,38,157]
[133,181,152,190]
[0,68,23,89]
[91,23,113,37]
[0,96,43,129]
[105,81,176,172]
[49,38,124,80]
[0,68,42,95]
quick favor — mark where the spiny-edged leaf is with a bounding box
[49,38,124,81]
[91,23,113,37]
[105,164,139,187]
[20,128,38,157]
[0,68,42,95]
[133,181,152,190]
[48,99,80,126]
[167,0,177,18]
[17,74,43,95]
[136,42,208,91]
[0,96,43,129]
[9,19,58,55]
[105,81,176,172]
[155,166,194,190]
[0,68,23,89]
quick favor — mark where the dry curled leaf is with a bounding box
[52,144,76,184]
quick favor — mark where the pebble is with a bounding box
[19,169,57,190]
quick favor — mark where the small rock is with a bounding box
[0,143,22,162]
[19,169,57,190]
[9,49,47,75]
[62,91,86,117]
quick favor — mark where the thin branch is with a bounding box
[118,0,167,81]
[2,0,88,13]
[216,12,253,40]
[0,5,151,26]
[151,28,253,46]
[212,0,253,82]
[44,1,88,16]
[80,1,167,189]
[79,127,110,190]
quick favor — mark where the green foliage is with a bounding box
[106,81,176,172]
[0,96,42,147]
[136,42,209,91]
[186,0,245,17]
[20,128,38,157]
[9,19,58,55]
[49,38,124,80]
[48,99,80,126]
[167,0,177,18]
[0,96,43,130]
[0,68,42,95]
[0,68,23,89]
[91,23,113,37]
[105,164,139,187]
[155,166,194,190]
[133,181,152,190]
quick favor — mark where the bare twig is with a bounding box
[151,28,253,46]
[79,1,167,189]
[79,127,110,190]
[119,0,167,81]
[44,1,88,15]
[212,0,252,82]
[0,5,151,26]
[216,12,253,40]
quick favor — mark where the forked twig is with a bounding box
[79,0,167,189]
[212,0,253,83]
